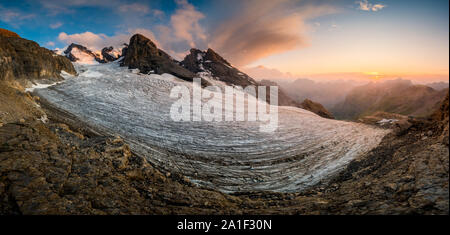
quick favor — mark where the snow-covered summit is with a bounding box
[60,43,127,65]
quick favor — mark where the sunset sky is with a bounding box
[1,0,448,83]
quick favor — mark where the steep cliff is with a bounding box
[0,29,76,84]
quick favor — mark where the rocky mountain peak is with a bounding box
[64,43,103,64]
[181,47,257,87]
[204,48,231,66]
[121,34,209,86]
[127,34,160,56]
[63,43,123,64]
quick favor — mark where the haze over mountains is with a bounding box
[331,79,449,120]
[267,77,449,120]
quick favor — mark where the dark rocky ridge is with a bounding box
[121,34,209,86]
[64,43,101,63]
[101,47,118,62]
[181,48,258,87]
[181,49,334,119]
[64,43,125,64]
[0,30,76,84]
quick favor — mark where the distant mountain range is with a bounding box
[60,43,125,64]
[277,78,360,109]
[274,77,449,120]
[330,79,449,120]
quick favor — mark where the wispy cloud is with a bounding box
[0,4,35,25]
[49,22,63,29]
[357,0,386,12]
[151,0,207,59]
[209,0,338,66]
[118,3,150,14]
[159,0,206,49]
[38,0,121,15]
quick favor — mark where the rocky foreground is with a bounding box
[0,29,448,214]
[0,87,448,215]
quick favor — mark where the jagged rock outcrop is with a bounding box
[181,48,258,87]
[431,91,449,145]
[300,99,335,119]
[64,43,124,64]
[64,43,103,63]
[0,29,76,84]
[121,34,210,85]
[101,47,118,62]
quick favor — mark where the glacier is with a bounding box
[34,61,389,193]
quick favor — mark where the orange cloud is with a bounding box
[357,0,386,12]
[209,0,337,66]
